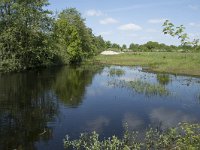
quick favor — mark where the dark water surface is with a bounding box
[0,65,200,150]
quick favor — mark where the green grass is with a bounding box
[92,52,200,76]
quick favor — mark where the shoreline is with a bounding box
[92,52,200,77]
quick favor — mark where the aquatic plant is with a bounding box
[108,79,169,96]
[109,68,125,77]
[63,123,200,150]
[156,74,171,85]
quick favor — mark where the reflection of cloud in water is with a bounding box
[87,88,104,96]
[150,107,196,129]
[99,81,109,87]
[119,77,137,81]
[86,116,110,133]
[100,71,108,77]
[123,113,144,130]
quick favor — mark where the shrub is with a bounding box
[63,123,200,150]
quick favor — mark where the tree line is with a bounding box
[0,0,107,72]
[129,41,200,52]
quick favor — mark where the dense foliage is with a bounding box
[0,0,54,72]
[0,1,106,72]
[64,123,200,150]
[129,41,200,52]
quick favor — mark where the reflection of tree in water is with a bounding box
[0,65,103,149]
[156,74,170,86]
[0,69,59,150]
[53,65,103,107]
[197,93,200,104]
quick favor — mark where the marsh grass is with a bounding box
[109,68,125,77]
[108,79,169,96]
[156,74,171,85]
[93,52,200,76]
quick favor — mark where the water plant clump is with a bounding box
[63,123,200,150]
[108,79,169,96]
[127,80,169,96]
[109,68,125,77]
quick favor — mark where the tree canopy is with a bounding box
[0,2,106,72]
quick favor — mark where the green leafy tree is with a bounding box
[93,35,106,54]
[0,0,54,71]
[105,41,112,49]
[163,20,200,47]
[143,41,160,51]
[111,43,121,51]
[122,44,127,50]
[129,43,140,51]
[53,12,82,63]
[53,8,96,63]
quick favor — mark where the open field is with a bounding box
[92,52,200,76]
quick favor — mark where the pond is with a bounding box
[0,65,200,150]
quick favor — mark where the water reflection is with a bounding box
[0,65,200,150]
[53,66,102,107]
[86,116,110,133]
[150,107,197,130]
[123,113,144,130]
[108,79,170,96]
[0,65,103,150]
[0,70,58,150]
[156,74,171,85]
[108,68,125,77]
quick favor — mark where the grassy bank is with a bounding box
[92,52,200,76]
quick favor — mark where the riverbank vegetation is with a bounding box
[94,52,200,76]
[64,123,200,149]
[0,1,108,72]
[1,1,200,73]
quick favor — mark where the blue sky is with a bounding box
[48,0,200,46]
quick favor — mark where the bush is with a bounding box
[63,123,200,150]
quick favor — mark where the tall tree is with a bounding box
[122,44,127,50]
[54,8,95,63]
[0,0,53,71]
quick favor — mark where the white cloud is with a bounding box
[189,22,200,27]
[189,5,199,10]
[118,23,142,31]
[99,31,113,36]
[100,17,119,25]
[148,18,166,24]
[85,9,103,16]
